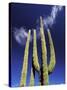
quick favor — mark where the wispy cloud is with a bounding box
[13,27,32,45]
[43,6,63,28]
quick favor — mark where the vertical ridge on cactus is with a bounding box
[47,29,56,74]
[20,30,31,86]
[40,16,49,85]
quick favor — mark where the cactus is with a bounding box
[20,30,31,86]
[40,16,49,85]
[47,29,56,74]
[19,16,56,86]
[33,29,40,72]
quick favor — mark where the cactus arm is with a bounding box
[47,29,56,74]
[33,29,40,72]
[40,16,49,85]
[20,30,31,86]
[29,68,34,86]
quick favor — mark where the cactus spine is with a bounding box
[40,16,49,85]
[33,29,40,72]
[20,30,31,86]
[47,29,56,73]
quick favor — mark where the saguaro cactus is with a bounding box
[20,30,31,86]
[20,16,56,86]
[40,16,49,85]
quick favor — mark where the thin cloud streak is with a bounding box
[43,6,63,28]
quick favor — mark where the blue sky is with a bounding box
[9,3,65,87]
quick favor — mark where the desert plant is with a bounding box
[20,16,56,86]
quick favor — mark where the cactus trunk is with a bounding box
[40,16,49,85]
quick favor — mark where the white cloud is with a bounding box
[43,6,63,28]
[13,27,32,45]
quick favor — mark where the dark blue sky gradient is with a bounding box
[10,3,65,87]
